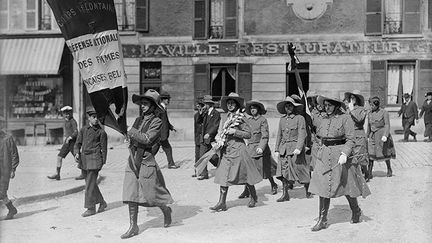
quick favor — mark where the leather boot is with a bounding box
[362,165,370,182]
[5,201,17,220]
[121,203,139,239]
[368,160,374,180]
[210,186,228,212]
[247,185,258,208]
[304,183,312,198]
[346,196,361,223]
[311,197,330,231]
[385,160,392,177]
[160,205,172,227]
[276,179,290,202]
[238,185,249,199]
[269,177,278,195]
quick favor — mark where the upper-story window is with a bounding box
[0,0,8,30]
[114,0,136,31]
[366,0,421,36]
[194,0,238,40]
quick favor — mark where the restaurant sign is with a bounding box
[122,40,432,58]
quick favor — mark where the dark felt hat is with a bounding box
[159,90,171,99]
[276,96,302,114]
[86,106,97,116]
[245,100,267,115]
[221,93,245,112]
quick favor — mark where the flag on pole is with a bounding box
[47,0,128,134]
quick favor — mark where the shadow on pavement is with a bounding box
[1,206,59,221]
[327,204,372,226]
[372,171,393,178]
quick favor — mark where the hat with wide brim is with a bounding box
[277,96,302,114]
[221,93,245,112]
[245,100,267,115]
[132,89,163,110]
[317,94,344,108]
[344,90,365,106]
[290,94,302,103]
[202,95,217,104]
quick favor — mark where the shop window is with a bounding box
[9,77,64,119]
[115,0,136,31]
[387,63,415,105]
[193,0,238,40]
[365,0,421,36]
[286,63,309,97]
[140,62,162,94]
[135,0,148,32]
[0,0,8,30]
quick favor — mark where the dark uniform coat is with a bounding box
[194,111,205,161]
[398,100,418,128]
[419,100,432,138]
[367,108,396,161]
[159,106,174,141]
[309,109,324,169]
[309,113,370,199]
[123,114,174,207]
[214,113,262,186]
[74,124,108,170]
[246,115,276,179]
[275,114,309,183]
[347,106,368,166]
[0,131,19,198]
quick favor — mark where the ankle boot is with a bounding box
[362,165,370,182]
[210,186,228,212]
[160,205,172,227]
[311,197,330,231]
[269,178,278,195]
[247,185,258,208]
[368,160,374,179]
[276,179,290,202]
[304,183,312,198]
[238,185,249,199]
[5,201,17,220]
[385,160,392,177]
[121,203,139,239]
[346,196,361,223]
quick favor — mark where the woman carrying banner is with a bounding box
[121,89,173,239]
[275,97,310,202]
[210,93,262,211]
[309,94,370,232]
[238,100,278,199]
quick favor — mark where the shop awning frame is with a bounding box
[0,38,65,75]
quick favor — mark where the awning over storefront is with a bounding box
[0,38,65,75]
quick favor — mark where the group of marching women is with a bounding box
[120,89,396,239]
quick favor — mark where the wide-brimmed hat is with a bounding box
[290,94,302,103]
[277,96,302,114]
[317,94,344,108]
[202,95,217,104]
[344,90,365,106]
[60,106,73,112]
[425,92,432,97]
[245,100,267,115]
[86,106,97,116]
[132,89,163,110]
[160,90,171,99]
[221,92,245,112]
[403,93,411,99]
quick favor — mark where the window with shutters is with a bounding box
[0,0,8,30]
[25,0,37,30]
[365,0,422,36]
[210,64,237,102]
[193,0,238,40]
[135,0,148,32]
[140,62,162,94]
[115,0,136,31]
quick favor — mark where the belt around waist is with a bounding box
[317,136,346,146]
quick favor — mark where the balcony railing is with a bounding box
[210,25,224,39]
[384,19,402,34]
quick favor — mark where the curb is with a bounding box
[12,176,105,207]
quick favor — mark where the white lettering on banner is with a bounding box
[67,30,127,93]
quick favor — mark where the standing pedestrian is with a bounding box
[197,95,221,180]
[344,91,369,181]
[121,90,173,239]
[239,100,277,199]
[419,91,432,142]
[193,98,206,177]
[0,116,19,220]
[275,96,310,201]
[48,106,86,180]
[74,107,108,217]
[398,93,418,142]
[153,90,179,169]
[210,93,262,211]
[367,97,396,178]
[309,94,370,231]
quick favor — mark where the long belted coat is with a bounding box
[74,124,107,170]
[367,108,396,161]
[275,114,309,183]
[309,113,370,199]
[0,131,19,198]
[214,113,262,187]
[246,115,276,179]
[123,114,174,207]
[347,106,368,166]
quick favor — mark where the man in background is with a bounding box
[398,93,418,142]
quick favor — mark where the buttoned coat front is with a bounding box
[0,131,19,197]
[275,114,309,183]
[74,124,107,170]
[309,113,370,198]
[367,108,396,161]
[347,106,368,166]
[123,114,174,207]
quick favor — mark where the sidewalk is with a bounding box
[5,135,432,206]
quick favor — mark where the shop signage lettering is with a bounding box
[122,40,432,58]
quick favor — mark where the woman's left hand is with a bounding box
[338,153,347,165]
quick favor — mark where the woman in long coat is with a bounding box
[238,100,277,199]
[367,96,396,178]
[344,91,370,181]
[419,91,432,142]
[210,93,262,211]
[309,94,370,231]
[121,89,174,239]
[275,97,310,201]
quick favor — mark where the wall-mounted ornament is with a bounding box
[286,0,333,20]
